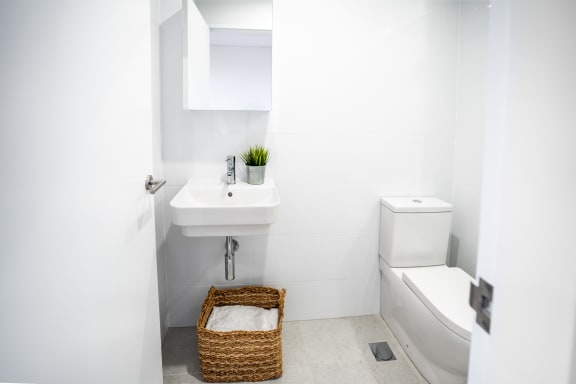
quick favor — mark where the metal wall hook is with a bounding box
[145,175,166,195]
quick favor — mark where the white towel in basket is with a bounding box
[206,305,279,332]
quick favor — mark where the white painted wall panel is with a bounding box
[469,1,576,382]
[160,0,460,325]
[450,3,490,275]
[0,0,163,383]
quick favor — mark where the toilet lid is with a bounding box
[402,266,475,341]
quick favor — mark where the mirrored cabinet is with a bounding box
[183,0,272,111]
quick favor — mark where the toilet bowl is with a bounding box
[378,197,475,384]
[380,261,474,384]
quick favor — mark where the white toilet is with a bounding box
[378,197,475,384]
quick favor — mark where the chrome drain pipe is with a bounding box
[225,236,239,281]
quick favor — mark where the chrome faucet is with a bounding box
[226,155,236,184]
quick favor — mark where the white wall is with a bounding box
[450,2,490,276]
[161,0,464,325]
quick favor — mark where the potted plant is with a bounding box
[240,145,269,185]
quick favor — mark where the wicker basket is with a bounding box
[197,286,286,382]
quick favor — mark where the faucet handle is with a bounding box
[225,155,236,184]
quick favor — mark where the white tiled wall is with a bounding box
[159,0,487,326]
[450,3,490,277]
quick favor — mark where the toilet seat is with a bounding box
[402,266,475,341]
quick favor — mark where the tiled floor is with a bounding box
[162,315,428,384]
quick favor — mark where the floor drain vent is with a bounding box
[369,342,396,361]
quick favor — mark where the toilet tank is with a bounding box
[379,197,452,267]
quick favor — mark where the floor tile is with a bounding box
[162,315,428,384]
[163,374,191,384]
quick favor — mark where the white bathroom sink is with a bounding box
[170,179,280,237]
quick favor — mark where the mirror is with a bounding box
[183,0,272,111]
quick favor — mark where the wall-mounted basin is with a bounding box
[170,179,280,237]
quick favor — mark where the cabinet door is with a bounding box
[183,0,211,109]
[183,0,272,111]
